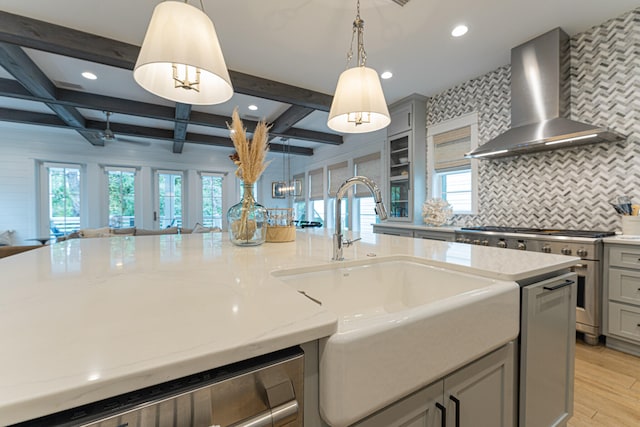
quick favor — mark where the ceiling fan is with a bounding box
[99,112,150,146]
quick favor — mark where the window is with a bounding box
[47,164,81,237]
[354,152,381,234]
[106,168,136,228]
[156,171,183,228]
[428,113,478,214]
[293,173,305,221]
[202,173,223,228]
[308,168,324,224]
[327,161,350,230]
[436,169,472,212]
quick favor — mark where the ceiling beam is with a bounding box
[0,10,334,111]
[0,42,103,146]
[173,103,190,154]
[269,105,315,140]
[0,108,314,156]
[0,77,342,146]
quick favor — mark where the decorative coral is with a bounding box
[422,198,453,226]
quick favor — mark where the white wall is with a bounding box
[0,122,243,244]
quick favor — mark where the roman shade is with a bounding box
[433,126,471,171]
[308,168,324,200]
[354,152,381,197]
[327,161,350,197]
[293,173,305,202]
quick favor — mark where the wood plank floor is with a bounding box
[568,340,640,426]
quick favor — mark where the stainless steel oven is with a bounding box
[455,227,614,345]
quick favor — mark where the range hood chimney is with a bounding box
[466,28,623,159]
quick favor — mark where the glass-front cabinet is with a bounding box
[385,94,426,223]
[389,133,411,219]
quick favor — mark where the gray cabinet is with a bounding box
[603,243,640,356]
[519,273,576,427]
[386,95,427,223]
[372,224,456,241]
[372,225,415,237]
[413,229,455,242]
[353,342,515,427]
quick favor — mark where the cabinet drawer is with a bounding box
[608,302,640,343]
[609,246,640,269]
[609,268,640,305]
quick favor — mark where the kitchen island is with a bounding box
[0,229,579,426]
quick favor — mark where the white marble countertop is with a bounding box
[0,229,578,425]
[603,235,640,245]
[372,222,459,232]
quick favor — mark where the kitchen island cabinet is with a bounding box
[0,230,578,426]
[353,342,516,427]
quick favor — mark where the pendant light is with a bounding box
[134,0,233,105]
[327,0,390,134]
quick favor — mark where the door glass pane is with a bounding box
[158,173,182,228]
[108,170,135,228]
[48,166,81,237]
[202,175,223,228]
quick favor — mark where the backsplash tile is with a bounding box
[426,8,640,231]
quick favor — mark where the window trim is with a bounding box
[427,112,479,215]
[39,161,85,237]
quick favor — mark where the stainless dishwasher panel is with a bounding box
[519,273,576,427]
[13,347,305,427]
[78,351,304,427]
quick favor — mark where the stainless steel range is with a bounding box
[454,226,616,345]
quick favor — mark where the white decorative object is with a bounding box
[422,198,453,226]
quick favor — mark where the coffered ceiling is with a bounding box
[0,0,638,156]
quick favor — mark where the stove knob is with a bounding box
[464,238,471,244]
[481,240,489,246]
[561,247,572,256]
[542,245,552,253]
[577,249,588,257]
[472,239,481,245]
[456,237,465,243]
[497,241,507,249]
[517,242,527,250]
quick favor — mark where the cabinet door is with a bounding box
[443,342,515,427]
[353,380,444,427]
[388,131,413,222]
[520,273,576,427]
[413,230,455,242]
[387,104,413,136]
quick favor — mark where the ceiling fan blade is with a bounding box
[116,137,151,146]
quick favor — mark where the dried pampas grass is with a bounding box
[228,108,271,184]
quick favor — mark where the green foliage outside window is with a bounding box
[108,171,135,228]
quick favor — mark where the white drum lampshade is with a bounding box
[327,66,390,134]
[133,1,233,105]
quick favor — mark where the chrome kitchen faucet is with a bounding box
[333,176,388,261]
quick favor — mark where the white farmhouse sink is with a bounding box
[273,256,519,427]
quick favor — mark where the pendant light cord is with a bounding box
[346,0,367,68]
[182,0,206,12]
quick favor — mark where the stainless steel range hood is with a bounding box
[466,28,623,159]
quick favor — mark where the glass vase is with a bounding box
[227,183,267,246]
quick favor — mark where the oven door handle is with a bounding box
[572,264,587,269]
[543,279,575,291]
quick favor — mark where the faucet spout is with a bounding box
[333,176,387,261]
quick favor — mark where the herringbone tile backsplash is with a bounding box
[426,8,640,232]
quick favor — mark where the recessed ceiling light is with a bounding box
[81,71,97,80]
[248,104,258,111]
[451,25,468,38]
[380,71,393,79]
